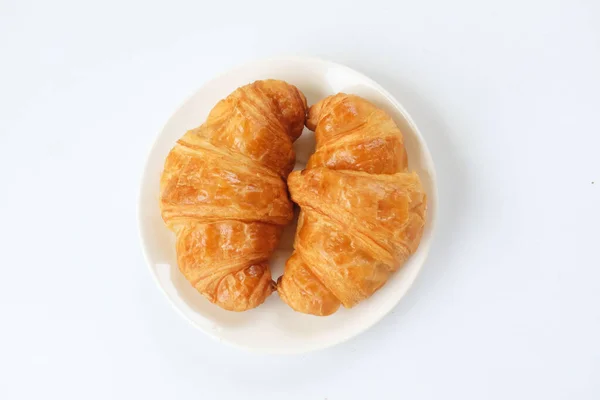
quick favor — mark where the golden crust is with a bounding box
[277,94,427,316]
[160,80,307,311]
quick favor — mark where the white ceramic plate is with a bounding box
[138,57,438,354]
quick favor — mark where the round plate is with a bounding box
[138,57,438,354]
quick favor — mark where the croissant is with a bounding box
[160,80,307,311]
[277,93,427,316]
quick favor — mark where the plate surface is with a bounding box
[138,57,438,354]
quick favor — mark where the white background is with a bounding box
[1,0,599,399]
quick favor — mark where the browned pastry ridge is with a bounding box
[277,94,427,316]
[160,80,307,311]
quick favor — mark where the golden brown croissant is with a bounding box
[160,80,307,311]
[277,93,427,316]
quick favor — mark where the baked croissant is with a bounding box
[277,93,427,316]
[160,80,307,311]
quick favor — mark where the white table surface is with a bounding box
[1,1,599,399]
